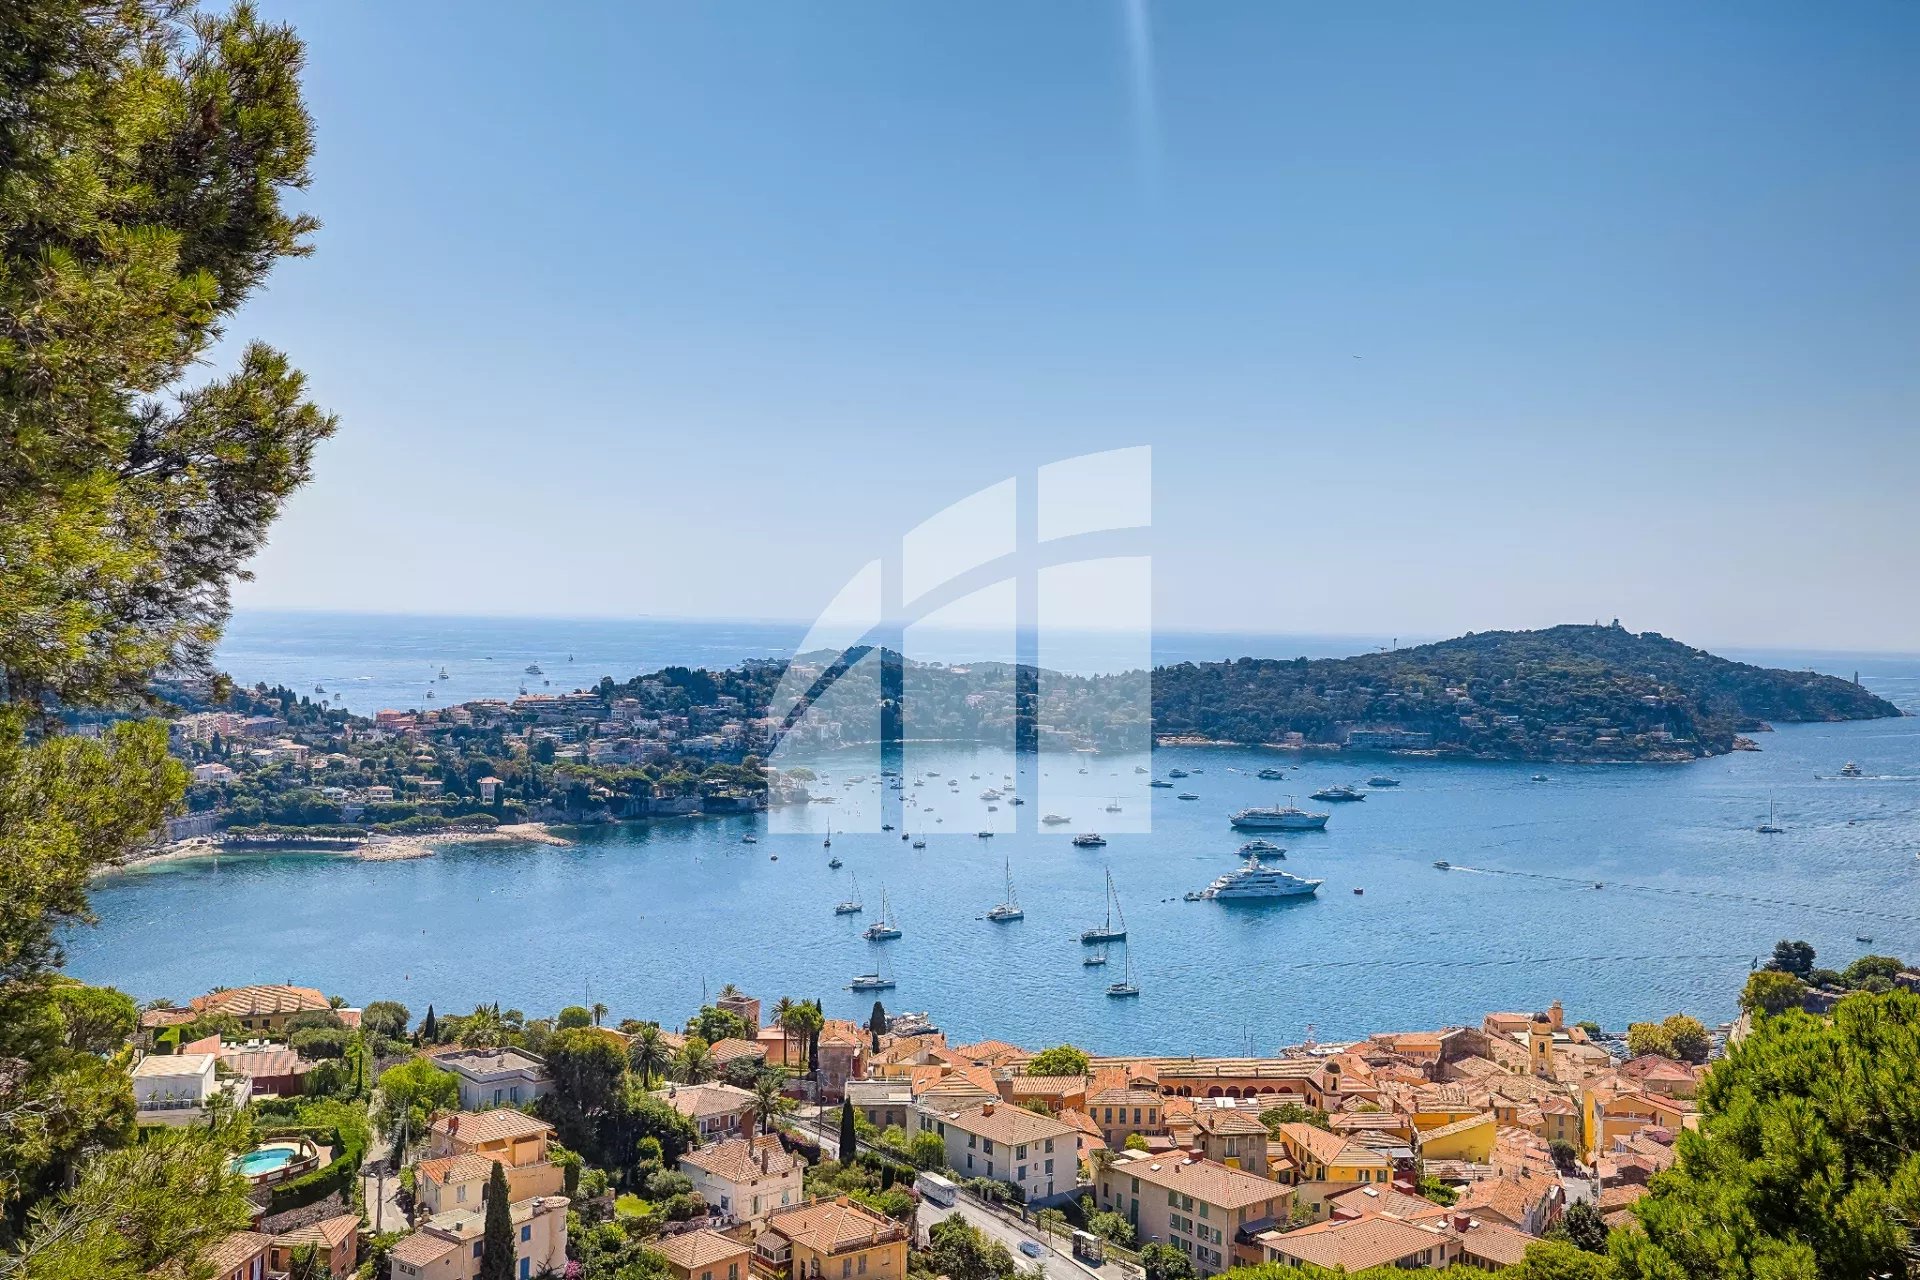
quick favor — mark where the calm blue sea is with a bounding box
[61,612,1920,1053]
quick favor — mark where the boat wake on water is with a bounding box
[1445,863,1920,925]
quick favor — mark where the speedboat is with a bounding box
[1256,768,1285,781]
[1230,805,1330,832]
[1432,860,1450,870]
[1531,773,1550,783]
[1196,855,1323,901]
[1072,833,1108,848]
[742,835,757,844]
[1041,814,1071,825]
[1367,776,1398,787]
[1310,785,1365,802]
[1149,779,1174,788]
[1168,768,1189,779]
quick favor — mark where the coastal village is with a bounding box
[122,971,1863,1280]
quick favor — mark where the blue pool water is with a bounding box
[232,1146,297,1177]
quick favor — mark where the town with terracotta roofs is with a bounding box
[119,962,1846,1280]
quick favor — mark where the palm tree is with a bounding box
[628,1023,669,1088]
[770,997,797,1069]
[591,1001,608,1028]
[676,1038,714,1084]
[750,1072,790,1136]
[785,1004,824,1075]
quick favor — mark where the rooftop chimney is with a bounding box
[1451,1212,1472,1233]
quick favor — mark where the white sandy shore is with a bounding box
[104,823,573,875]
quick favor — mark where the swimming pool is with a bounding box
[232,1145,299,1178]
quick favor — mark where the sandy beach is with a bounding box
[105,823,572,875]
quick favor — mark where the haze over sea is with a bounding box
[64,611,1920,1053]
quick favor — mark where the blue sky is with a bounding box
[230,2,1920,649]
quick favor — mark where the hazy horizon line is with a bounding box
[224,606,1920,661]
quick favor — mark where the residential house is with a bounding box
[435,1047,553,1112]
[1088,1086,1166,1150]
[417,1111,566,1214]
[267,1214,360,1277]
[132,1052,249,1119]
[1004,1074,1089,1114]
[1413,1113,1497,1163]
[656,1083,758,1142]
[1165,1100,1275,1176]
[216,1044,310,1099]
[843,1080,913,1133]
[917,1101,1079,1204]
[755,1196,909,1280]
[1269,1124,1395,1218]
[680,1134,804,1225]
[656,1228,752,1280]
[387,1194,570,1280]
[1094,1150,1294,1277]
[188,984,333,1035]
[201,1231,272,1280]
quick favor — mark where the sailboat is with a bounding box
[1081,870,1128,944]
[849,961,895,992]
[986,859,1023,922]
[1757,794,1785,835]
[823,823,832,849]
[1082,945,1109,967]
[834,873,863,916]
[1106,944,1140,998]
[864,887,902,940]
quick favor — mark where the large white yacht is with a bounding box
[1229,804,1330,831]
[1193,855,1323,901]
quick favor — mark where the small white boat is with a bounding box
[1041,813,1071,825]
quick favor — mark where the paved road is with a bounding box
[922,1198,1124,1280]
[787,1107,1130,1280]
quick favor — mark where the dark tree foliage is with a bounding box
[0,2,330,1274]
[477,1162,515,1280]
[839,1098,857,1163]
[1611,989,1920,1280]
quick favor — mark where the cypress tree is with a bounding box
[478,1161,515,1280]
[421,1004,438,1043]
[869,1001,886,1055]
[839,1098,857,1163]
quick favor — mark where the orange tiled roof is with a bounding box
[201,1232,270,1275]
[389,1230,460,1268]
[765,1197,907,1255]
[430,1109,552,1146]
[1108,1152,1289,1211]
[939,1103,1078,1147]
[1263,1215,1450,1271]
[1416,1112,1496,1146]
[681,1135,802,1183]
[416,1154,497,1187]
[1457,1219,1534,1267]
[272,1213,358,1252]
[656,1228,751,1271]
[191,984,331,1019]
